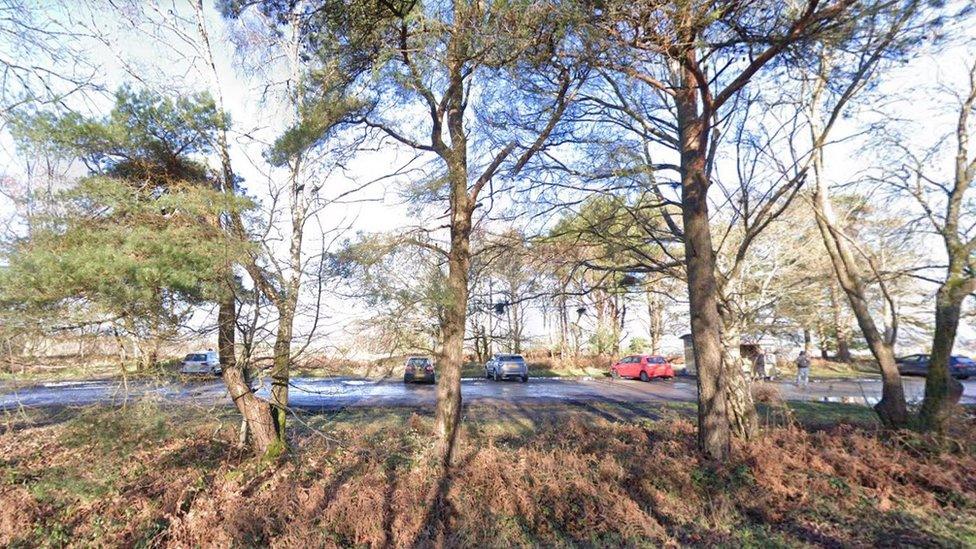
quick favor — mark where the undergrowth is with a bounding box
[1,402,974,547]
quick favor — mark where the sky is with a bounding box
[2,1,976,358]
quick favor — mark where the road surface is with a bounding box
[1,375,974,411]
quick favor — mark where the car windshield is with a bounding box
[953,356,975,364]
[407,358,430,366]
[498,355,525,362]
[185,354,207,361]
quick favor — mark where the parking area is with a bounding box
[1,375,974,411]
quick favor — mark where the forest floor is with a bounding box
[2,398,974,547]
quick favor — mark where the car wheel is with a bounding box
[493,368,501,382]
[958,376,970,380]
[610,368,620,379]
[639,371,650,382]
[485,368,491,379]
[520,375,528,383]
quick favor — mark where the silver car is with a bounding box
[485,353,528,382]
[180,351,221,375]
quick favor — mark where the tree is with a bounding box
[799,2,928,428]
[571,0,895,459]
[0,0,98,117]
[546,194,680,357]
[888,58,976,432]
[2,90,250,374]
[267,0,586,468]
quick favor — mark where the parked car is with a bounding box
[896,354,975,380]
[180,350,220,375]
[404,356,436,384]
[485,354,528,382]
[611,354,675,381]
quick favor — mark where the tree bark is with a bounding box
[432,35,471,465]
[433,183,471,468]
[719,321,758,440]
[646,286,662,355]
[817,320,829,359]
[918,278,967,432]
[808,55,907,429]
[812,165,908,428]
[830,283,852,362]
[676,60,732,459]
[918,66,976,433]
[219,290,278,455]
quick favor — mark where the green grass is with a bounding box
[459,360,608,379]
[807,358,881,380]
[0,358,184,386]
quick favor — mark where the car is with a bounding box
[404,356,436,384]
[896,354,975,380]
[485,353,528,382]
[611,354,675,381]
[180,350,221,375]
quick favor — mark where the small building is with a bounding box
[679,333,796,376]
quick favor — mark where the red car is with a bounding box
[611,354,675,381]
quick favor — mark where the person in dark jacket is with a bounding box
[796,350,811,386]
[753,349,767,381]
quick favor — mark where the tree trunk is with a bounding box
[812,172,908,428]
[269,301,294,447]
[808,61,907,428]
[803,328,812,355]
[647,287,662,355]
[817,320,829,359]
[720,321,758,440]
[676,64,732,459]
[831,283,852,362]
[219,291,278,455]
[434,203,471,468]
[918,279,966,432]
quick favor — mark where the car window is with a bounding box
[408,358,430,366]
[186,354,206,361]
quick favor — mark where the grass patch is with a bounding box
[459,359,609,379]
[1,400,974,547]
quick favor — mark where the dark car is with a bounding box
[485,354,528,382]
[404,356,435,384]
[896,354,975,380]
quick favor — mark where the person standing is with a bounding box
[795,350,811,387]
[754,349,767,381]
